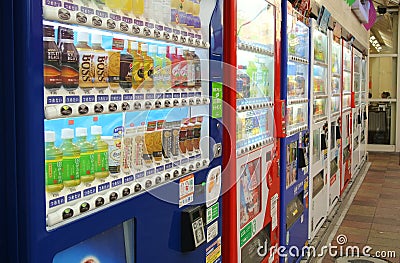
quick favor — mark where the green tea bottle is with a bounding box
[91,126,110,179]
[247,60,257,98]
[60,128,81,187]
[76,127,95,183]
[45,131,64,193]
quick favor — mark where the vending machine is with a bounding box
[279,3,310,262]
[222,0,281,262]
[11,0,224,262]
[308,19,329,240]
[359,56,368,165]
[327,29,342,213]
[351,49,362,177]
[340,40,353,194]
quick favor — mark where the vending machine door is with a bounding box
[12,0,224,262]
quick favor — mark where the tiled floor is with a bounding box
[323,152,400,263]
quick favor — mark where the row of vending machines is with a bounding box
[2,0,368,262]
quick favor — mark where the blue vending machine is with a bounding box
[279,2,310,262]
[8,0,224,262]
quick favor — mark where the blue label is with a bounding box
[64,2,78,11]
[173,161,181,166]
[146,93,155,100]
[173,93,181,98]
[181,158,188,164]
[164,27,172,33]
[165,93,173,99]
[82,95,95,103]
[188,92,195,97]
[155,24,163,31]
[83,187,97,197]
[45,0,62,7]
[156,165,165,173]
[165,163,173,170]
[122,16,133,23]
[96,10,108,18]
[98,182,110,192]
[47,96,63,104]
[189,156,195,161]
[181,31,188,37]
[145,22,154,28]
[110,14,121,21]
[135,94,145,100]
[195,92,202,97]
[81,6,94,15]
[124,175,134,183]
[196,154,201,159]
[195,34,202,40]
[49,196,65,208]
[97,95,109,102]
[111,94,122,101]
[146,169,155,176]
[135,171,145,180]
[188,32,195,38]
[66,96,80,103]
[134,19,144,26]
[67,191,82,202]
[112,178,123,187]
[173,29,180,34]
[123,94,134,100]
[181,92,188,98]
[155,93,164,99]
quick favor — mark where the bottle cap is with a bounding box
[177,48,183,56]
[168,46,176,54]
[77,31,90,43]
[91,125,103,135]
[76,127,88,137]
[141,43,148,52]
[61,128,75,139]
[149,44,158,53]
[131,42,139,50]
[91,34,103,44]
[45,131,56,142]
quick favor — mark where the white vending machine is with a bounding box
[308,19,329,240]
[327,29,341,213]
[352,49,362,177]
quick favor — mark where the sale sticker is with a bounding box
[179,174,195,208]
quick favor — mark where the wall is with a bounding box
[313,0,369,49]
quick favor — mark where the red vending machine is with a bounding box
[222,0,281,262]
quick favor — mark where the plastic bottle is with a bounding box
[259,57,270,98]
[183,48,195,89]
[92,34,109,91]
[120,40,133,91]
[105,0,121,11]
[144,0,154,19]
[91,126,110,179]
[247,60,258,98]
[130,42,145,90]
[108,38,124,92]
[159,46,172,91]
[171,0,180,24]
[237,65,250,98]
[177,48,187,89]
[190,48,201,90]
[60,128,81,187]
[193,116,202,151]
[76,32,94,91]
[45,131,64,193]
[132,0,145,16]
[122,127,135,174]
[76,127,95,183]
[179,119,188,154]
[167,46,180,89]
[150,45,162,90]
[192,0,201,30]
[178,0,187,25]
[186,0,194,27]
[140,44,154,90]
[134,126,145,170]
[58,27,79,92]
[121,0,133,15]
[43,25,62,92]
